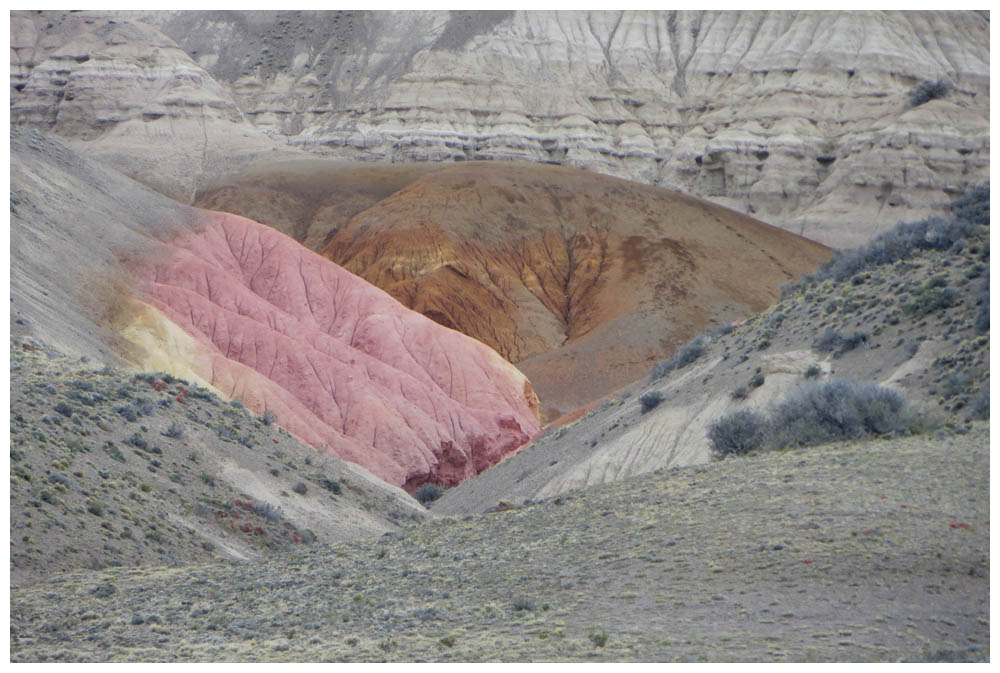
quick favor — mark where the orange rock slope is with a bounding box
[324,163,832,419]
[199,161,831,420]
[125,211,541,489]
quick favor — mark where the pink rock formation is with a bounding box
[126,211,541,489]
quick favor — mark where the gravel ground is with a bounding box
[10,423,989,662]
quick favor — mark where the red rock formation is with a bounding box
[125,211,541,489]
[197,161,831,421]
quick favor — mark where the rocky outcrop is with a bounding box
[11,127,540,489]
[198,160,830,420]
[126,212,541,488]
[12,10,988,247]
[9,12,296,201]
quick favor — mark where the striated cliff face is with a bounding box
[11,10,989,247]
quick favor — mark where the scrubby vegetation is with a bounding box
[783,185,988,294]
[649,337,707,381]
[414,483,445,505]
[638,391,664,413]
[709,379,912,458]
[908,78,950,107]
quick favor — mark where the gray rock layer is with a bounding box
[11,10,990,247]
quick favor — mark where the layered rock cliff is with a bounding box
[11,10,990,247]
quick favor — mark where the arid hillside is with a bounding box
[197,160,830,420]
[11,127,539,490]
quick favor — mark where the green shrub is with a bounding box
[53,402,75,418]
[804,364,822,378]
[639,391,664,413]
[414,483,445,505]
[292,481,308,495]
[904,284,958,317]
[86,499,105,516]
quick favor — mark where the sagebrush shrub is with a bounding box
[639,391,664,413]
[783,185,987,294]
[650,337,707,380]
[707,409,769,458]
[812,329,868,357]
[908,78,949,107]
[414,483,444,504]
[769,379,907,448]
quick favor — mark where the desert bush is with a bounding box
[650,337,707,380]
[951,184,989,225]
[975,272,989,334]
[969,387,989,420]
[748,372,765,389]
[292,481,308,495]
[260,410,277,426]
[53,401,75,418]
[785,187,987,294]
[908,78,949,107]
[904,283,958,317]
[86,499,105,516]
[317,476,342,495]
[114,405,138,422]
[512,597,536,612]
[251,500,284,523]
[125,433,148,450]
[162,421,184,439]
[198,472,216,487]
[730,386,748,401]
[769,379,907,448]
[812,329,868,357]
[707,410,769,458]
[414,483,444,505]
[639,391,664,413]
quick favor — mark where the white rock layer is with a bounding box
[11,10,989,247]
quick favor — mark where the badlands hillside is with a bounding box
[9,9,991,664]
[197,159,829,419]
[10,10,989,246]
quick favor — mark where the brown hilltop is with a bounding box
[198,161,831,421]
